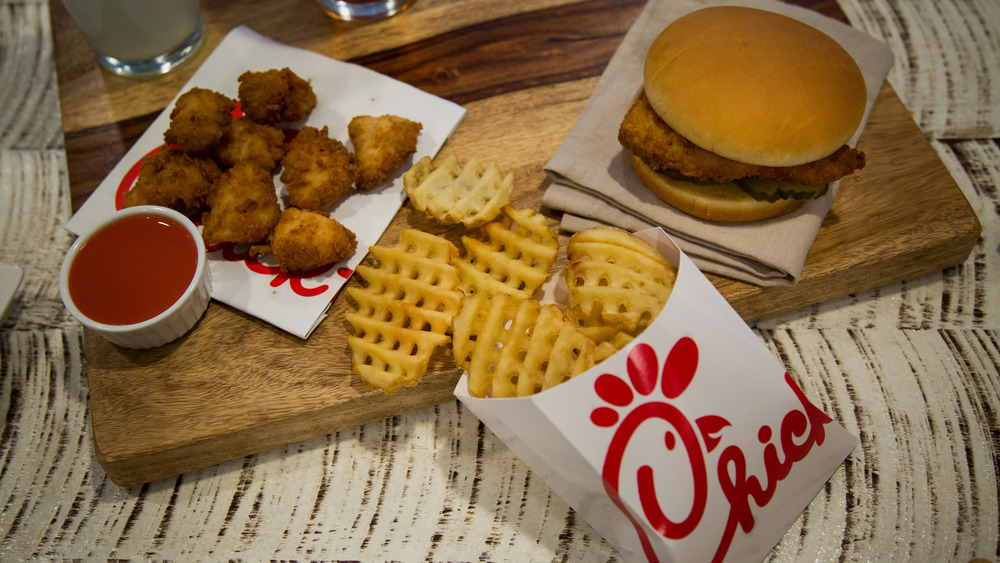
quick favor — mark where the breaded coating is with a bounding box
[618,93,865,185]
[237,67,317,125]
[348,114,422,190]
[201,162,281,246]
[250,207,358,272]
[164,87,237,154]
[280,125,358,212]
[123,147,221,210]
[212,116,288,170]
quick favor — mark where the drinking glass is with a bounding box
[317,0,416,22]
[61,0,205,77]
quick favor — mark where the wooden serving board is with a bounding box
[84,80,980,486]
[53,0,979,486]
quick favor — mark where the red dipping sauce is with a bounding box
[68,214,198,326]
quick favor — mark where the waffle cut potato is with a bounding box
[455,206,558,300]
[454,293,596,398]
[403,154,513,228]
[346,229,462,393]
[565,226,677,359]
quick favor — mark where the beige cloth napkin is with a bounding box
[543,0,895,285]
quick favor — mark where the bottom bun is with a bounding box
[628,154,805,222]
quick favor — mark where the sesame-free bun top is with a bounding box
[643,6,867,167]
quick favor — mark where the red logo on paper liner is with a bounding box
[215,243,352,299]
[591,338,833,563]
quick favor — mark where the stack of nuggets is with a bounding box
[124,68,423,274]
[346,229,462,393]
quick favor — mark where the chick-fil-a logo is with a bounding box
[591,338,833,563]
[213,241,351,297]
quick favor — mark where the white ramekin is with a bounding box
[59,205,211,349]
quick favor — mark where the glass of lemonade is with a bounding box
[317,0,416,22]
[61,0,205,77]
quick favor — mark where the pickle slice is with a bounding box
[736,178,829,203]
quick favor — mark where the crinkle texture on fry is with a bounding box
[237,67,316,125]
[348,114,422,190]
[164,87,237,154]
[346,229,463,394]
[403,154,513,228]
[454,206,558,300]
[281,125,358,212]
[565,226,676,356]
[250,207,357,272]
[201,162,281,245]
[453,293,596,398]
[213,116,288,170]
[123,147,221,211]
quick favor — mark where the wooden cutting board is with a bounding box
[84,79,980,486]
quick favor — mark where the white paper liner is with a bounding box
[67,26,466,338]
[455,228,858,562]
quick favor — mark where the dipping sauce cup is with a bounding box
[60,206,211,349]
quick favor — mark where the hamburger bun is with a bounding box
[621,6,867,222]
[644,6,867,167]
[628,154,805,222]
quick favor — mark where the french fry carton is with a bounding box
[454,227,858,562]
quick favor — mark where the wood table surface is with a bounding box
[1,0,997,560]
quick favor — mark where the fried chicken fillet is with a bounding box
[212,116,288,171]
[619,93,866,186]
[280,125,358,212]
[250,207,358,272]
[201,162,282,246]
[237,68,317,125]
[347,115,422,190]
[164,87,237,154]
[123,148,222,211]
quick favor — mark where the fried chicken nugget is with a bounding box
[164,87,237,154]
[212,116,288,170]
[123,147,222,211]
[348,114,423,190]
[237,67,317,125]
[250,207,358,272]
[201,162,281,245]
[280,125,358,212]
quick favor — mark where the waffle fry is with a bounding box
[455,206,558,300]
[453,293,596,398]
[565,226,676,354]
[346,229,462,393]
[403,154,513,228]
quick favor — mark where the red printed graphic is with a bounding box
[217,243,335,298]
[591,338,834,563]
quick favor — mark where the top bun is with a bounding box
[643,6,867,167]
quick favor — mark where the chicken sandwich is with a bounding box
[618,6,868,222]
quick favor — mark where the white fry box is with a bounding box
[454,228,858,562]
